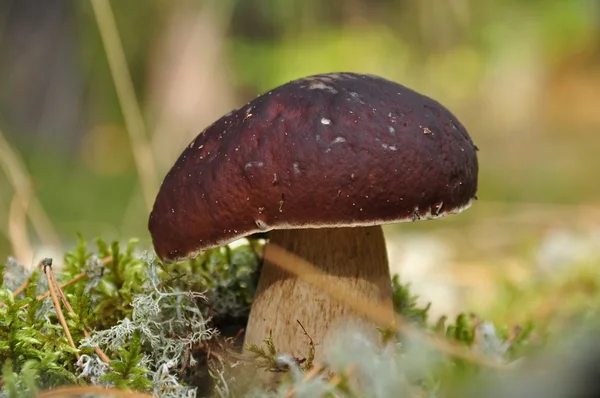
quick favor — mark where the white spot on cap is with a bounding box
[321,117,331,125]
[292,162,301,174]
[330,137,346,144]
[308,80,338,93]
[244,161,265,170]
[388,126,396,135]
[349,92,365,104]
[244,107,253,120]
[255,219,269,230]
[376,138,397,151]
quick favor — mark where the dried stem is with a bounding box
[8,192,33,264]
[0,126,62,258]
[41,256,113,363]
[42,259,79,360]
[48,269,111,363]
[90,0,159,212]
[6,256,112,310]
[1,254,112,363]
[33,272,87,304]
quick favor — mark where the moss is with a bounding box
[1,236,599,397]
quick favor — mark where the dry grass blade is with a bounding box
[90,0,159,212]
[43,259,79,360]
[0,126,62,257]
[31,272,88,304]
[8,192,33,265]
[50,268,112,363]
[0,256,114,362]
[13,256,111,309]
[10,272,88,311]
[44,256,113,363]
[36,385,152,398]
[265,244,508,370]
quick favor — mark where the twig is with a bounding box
[35,385,152,398]
[13,256,113,310]
[42,256,113,363]
[90,0,159,212]
[1,256,113,364]
[46,267,111,362]
[49,268,111,364]
[11,272,88,312]
[32,272,88,304]
[42,259,79,360]
[265,244,509,370]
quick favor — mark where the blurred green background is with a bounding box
[0,0,599,321]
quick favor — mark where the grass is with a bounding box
[90,0,159,212]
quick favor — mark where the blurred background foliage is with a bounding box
[0,0,599,322]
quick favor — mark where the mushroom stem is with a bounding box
[243,226,395,364]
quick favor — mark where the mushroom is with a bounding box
[148,72,479,363]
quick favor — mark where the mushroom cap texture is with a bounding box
[149,72,479,262]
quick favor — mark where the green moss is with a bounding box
[1,237,599,397]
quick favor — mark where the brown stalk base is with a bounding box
[243,226,394,370]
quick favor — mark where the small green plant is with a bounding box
[1,237,599,397]
[0,237,261,397]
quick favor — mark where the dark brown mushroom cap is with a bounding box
[149,72,479,262]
